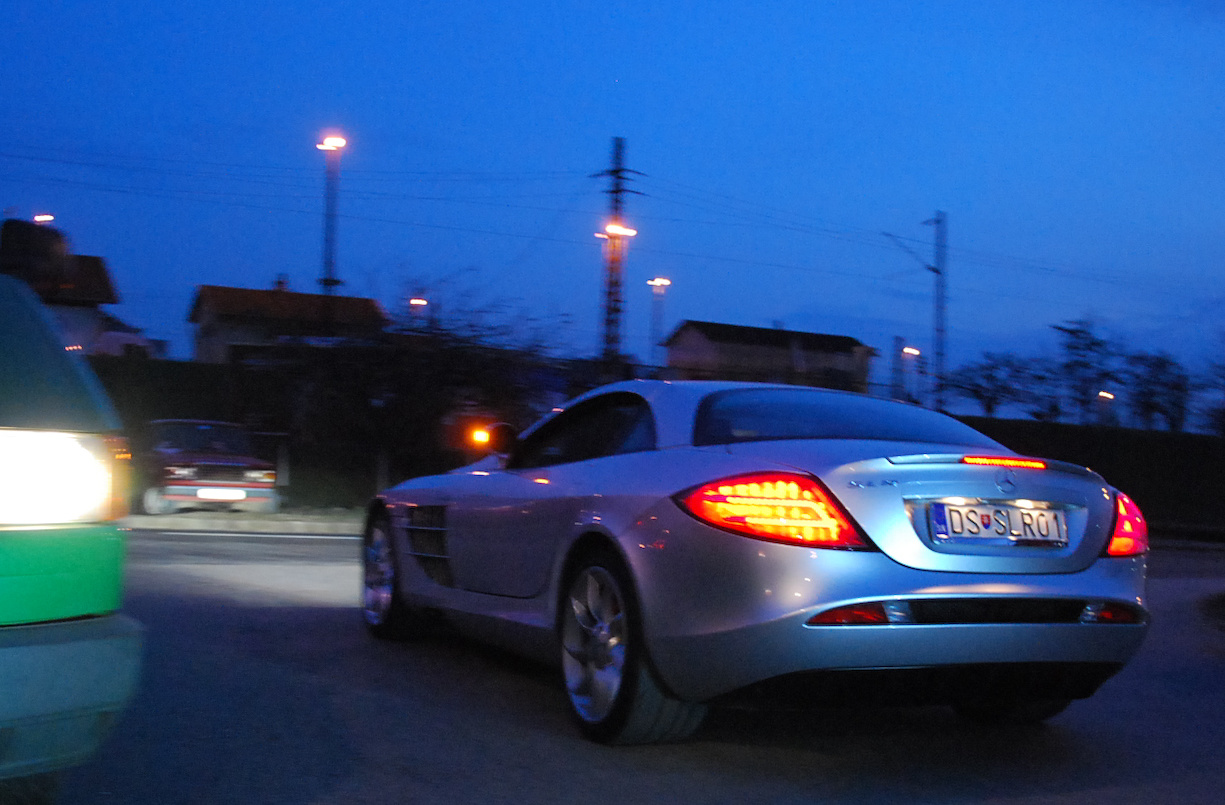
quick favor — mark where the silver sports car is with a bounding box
[361,380,1149,744]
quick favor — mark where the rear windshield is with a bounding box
[151,422,254,455]
[0,275,120,432]
[693,388,999,448]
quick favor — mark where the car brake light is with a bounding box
[676,472,870,549]
[962,456,1047,470]
[1105,492,1148,556]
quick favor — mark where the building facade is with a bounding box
[663,319,875,393]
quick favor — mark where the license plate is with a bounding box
[197,488,247,501]
[929,502,1067,544]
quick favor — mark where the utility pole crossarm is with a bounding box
[882,232,934,272]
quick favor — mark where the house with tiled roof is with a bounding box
[188,281,389,363]
[0,218,164,357]
[662,319,875,392]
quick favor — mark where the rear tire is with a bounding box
[559,547,706,744]
[362,513,427,639]
[953,697,1071,725]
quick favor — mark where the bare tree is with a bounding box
[1125,351,1190,431]
[1053,320,1118,424]
[946,352,1025,417]
[1013,357,1063,422]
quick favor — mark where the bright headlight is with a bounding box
[0,430,112,525]
[243,469,276,483]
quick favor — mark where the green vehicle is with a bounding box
[0,273,142,802]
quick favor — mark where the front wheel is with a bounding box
[362,513,426,639]
[559,548,706,744]
[141,487,173,515]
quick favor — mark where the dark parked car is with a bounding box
[138,420,279,514]
[0,273,143,801]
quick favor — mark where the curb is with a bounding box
[122,510,364,536]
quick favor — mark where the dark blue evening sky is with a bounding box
[3,0,1223,384]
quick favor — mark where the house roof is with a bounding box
[0,220,118,305]
[54,255,119,305]
[662,319,867,352]
[189,285,388,328]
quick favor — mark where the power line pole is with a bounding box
[593,137,641,364]
[924,211,947,411]
[883,210,948,410]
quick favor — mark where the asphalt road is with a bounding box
[57,531,1225,805]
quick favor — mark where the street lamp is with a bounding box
[32,214,55,224]
[316,134,347,295]
[647,277,671,367]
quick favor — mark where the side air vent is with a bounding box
[405,505,452,587]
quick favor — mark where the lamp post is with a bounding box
[407,296,435,329]
[902,345,922,402]
[316,134,347,295]
[647,277,671,367]
[595,221,637,364]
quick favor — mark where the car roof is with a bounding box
[538,379,875,449]
[0,273,121,433]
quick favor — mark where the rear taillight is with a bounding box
[676,472,871,549]
[1105,492,1148,556]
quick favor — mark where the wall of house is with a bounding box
[666,329,871,391]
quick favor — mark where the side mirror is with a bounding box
[484,422,517,455]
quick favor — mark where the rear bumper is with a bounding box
[651,609,1147,701]
[626,503,1149,702]
[161,485,278,511]
[0,614,143,779]
[716,661,1125,708]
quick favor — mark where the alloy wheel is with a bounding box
[561,565,628,723]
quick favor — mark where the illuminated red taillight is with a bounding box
[807,602,890,625]
[962,455,1047,470]
[1105,492,1148,557]
[676,472,870,549]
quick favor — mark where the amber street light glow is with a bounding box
[1098,390,1115,400]
[409,297,428,307]
[902,346,921,356]
[33,214,55,223]
[648,277,671,288]
[316,136,347,151]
